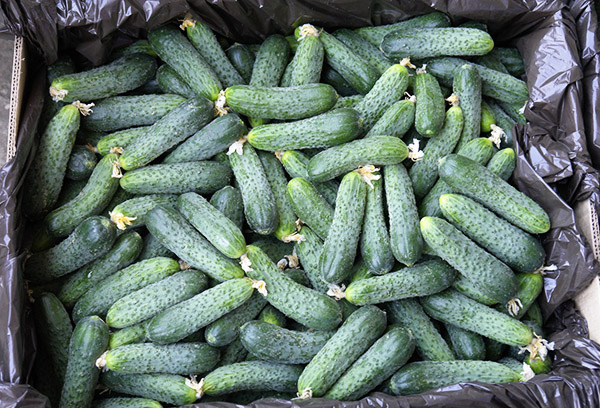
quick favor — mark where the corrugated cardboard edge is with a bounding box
[8,36,25,162]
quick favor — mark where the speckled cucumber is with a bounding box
[355,12,451,46]
[280,150,339,205]
[110,40,157,60]
[66,145,97,181]
[96,126,149,156]
[290,32,324,86]
[138,233,174,261]
[40,57,75,129]
[445,324,486,360]
[109,321,149,349]
[360,177,394,274]
[487,148,516,180]
[453,64,482,150]
[366,98,415,138]
[452,274,497,306]
[321,66,357,96]
[226,43,255,84]
[333,28,392,75]
[109,194,177,231]
[294,226,330,293]
[100,372,197,406]
[490,47,525,77]
[50,53,157,103]
[414,71,445,137]
[217,338,248,367]
[258,304,288,327]
[59,316,109,408]
[480,100,497,132]
[486,100,516,148]
[497,273,543,319]
[334,94,363,109]
[93,397,163,408]
[286,177,334,241]
[249,235,294,264]
[524,301,543,328]
[476,54,509,74]
[156,64,195,98]
[210,186,244,230]
[249,34,290,88]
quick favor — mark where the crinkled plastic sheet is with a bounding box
[1,1,600,407]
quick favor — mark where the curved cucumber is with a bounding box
[66,145,97,181]
[210,186,244,230]
[109,194,177,230]
[414,71,445,137]
[281,150,338,205]
[109,321,149,350]
[366,98,415,138]
[286,177,334,240]
[96,126,149,156]
[453,64,482,150]
[498,273,543,319]
[360,177,394,274]
[333,28,392,75]
[226,43,255,83]
[445,324,486,360]
[355,12,451,46]
[294,226,330,293]
[487,147,516,181]
[155,64,195,98]
[290,32,324,86]
[93,397,163,408]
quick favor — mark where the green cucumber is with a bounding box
[58,231,143,308]
[106,269,208,329]
[487,147,516,180]
[297,305,386,397]
[102,188,135,218]
[334,94,364,109]
[40,57,75,128]
[93,397,162,408]
[459,21,488,31]
[486,338,507,361]
[439,154,550,233]
[280,57,298,87]
[366,98,415,138]
[109,194,178,230]
[490,47,525,77]
[55,179,87,209]
[100,372,197,406]
[96,126,149,156]
[226,43,255,83]
[480,100,497,132]
[104,342,219,375]
[109,321,149,349]
[321,66,357,96]
[45,154,120,237]
[452,274,497,306]
[355,12,451,46]
[294,226,330,293]
[155,64,195,98]
[475,54,509,74]
[249,235,294,264]
[210,186,244,230]
[250,34,290,88]
[145,205,244,281]
[110,40,157,60]
[76,129,105,147]
[524,301,543,328]
[50,53,157,103]
[148,25,221,100]
[138,233,174,261]
[280,150,339,205]
[217,339,248,367]
[388,360,521,396]
[360,177,394,274]
[258,304,288,327]
[486,99,516,148]
[349,260,373,283]
[333,29,392,75]
[66,145,97,181]
[26,216,117,283]
[290,30,324,86]
[29,222,59,253]
[414,71,445,137]
[445,324,486,360]
[497,273,543,319]
[498,357,524,373]
[453,64,482,150]
[59,316,109,408]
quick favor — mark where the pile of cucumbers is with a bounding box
[25,11,554,408]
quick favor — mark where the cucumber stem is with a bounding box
[327,283,346,300]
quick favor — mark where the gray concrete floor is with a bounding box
[0,36,13,166]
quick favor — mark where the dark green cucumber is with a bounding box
[66,145,97,181]
[58,231,143,308]
[55,179,87,209]
[155,64,195,98]
[249,235,294,264]
[96,126,149,156]
[366,98,415,138]
[439,193,545,273]
[498,357,524,374]
[146,278,256,344]
[475,54,509,74]
[210,186,244,230]
[109,194,178,230]
[387,298,455,361]
[414,71,445,137]
[445,324,486,360]
[480,100,497,132]
[487,148,516,180]
[148,25,221,100]
[360,177,394,274]
[45,154,120,237]
[258,304,288,327]
[333,29,392,75]
[50,53,157,103]
[453,64,482,150]
[217,338,248,367]
[100,372,197,406]
[110,40,157,60]
[334,94,364,109]
[118,97,213,170]
[109,321,149,349]
[452,274,497,306]
[145,205,244,281]
[59,316,109,408]
[93,397,162,408]
[439,154,550,233]
[76,129,105,147]
[104,342,219,374]
[24,104,80,218]
[226,43,255,83]
[297,305,386,397]
[486,99,516,148]
[321,66,357,96]
[250,34,290,88]
[355,12,451,46]
[497,273,543,319]
[106,269,208,328]
[29,222,59,253]
[524,301,543,328]
[26,216,117,283]
[138,233,174,261]
[389,360,521,396]
[349,259,373,283]
[499,101,526,124]
[345,259,455,305]
[290,30,324,86]
[281,151,339,205]
[324,326,415,400]
[228,142,278,235]
[244,245,342,330]
[40,57,75,129]
[294,226,330,293]
[490,47,525,77]
[486,338,507,361]
[102,188,135,218]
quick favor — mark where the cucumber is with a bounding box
[445,324,486,360]
[308,136,408,182]
[24,104,80,218]
[453,64,482,150]
[360,177,394,274]
[355,12,451,46]
[228,142,278,235]
[388,360,521,396]
[40,57,75,128]
[349,260,373,283]
[290,31,324,86]
[45,154,120,237]
[96,126,149,156]
[248,108,361,151]
[100,372,197,406]
[439,193,545,273]
[50,53,157,103]
[82,94,185,132]
[414,71,445,137]
[217,338,248,367]
[497,273,543,319]
[452,274,497,306]
[55,179,87,208]
[319,171,367,283]
[438,154,550,233]
[459,21,488,31]
[29,222,59,253]
[109,194,177,230]
[109,321,149,349]
[210,186,244,230]
[486,338,507,361]
[26,216,117,283]
[250,235,294,264]
[145,205,244,281]
[93,397,162,408]
[225,84,337,120]
[487,148,515,181]
[381,28,494,60]
[148,25,222,100]
[524,301,543,328]
[202,361,303,395]
[163,114,247,163]
[279,57,297,88]
[59,316,109,408]
[104,342,219,375]
[480,100,497,132]
[324,326,415,400]
[250,34,290,88]
[226,43,255,84]
[155,64,195,98]
[244,245,342,331]
[185,20,245,87]
[280,150,339,205]
[475,54,509,74]
[498,357,524,373]
[297,305,386,397]
[110,40,157,60]
[106,269,208,329]
[294,226,330,293]
[490,47,525,77]
[486,100,516,148]
[146,278,256,344]
[258,304,288,327]
[366,98,415,138]
[387,298,455,361]
[321,66,357,96]
[421,289,534,347]
[58,231,143,308]
[204,292,267,347]
[409,106,463,198]
[76,129,106,147]
[333,29,392,75]
[138,233,174,261]
[345,259,456,305]
[130,78,161,94]
[102,188,134,217]
[334,94,364,109]
[66,145,97,181]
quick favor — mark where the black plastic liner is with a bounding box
[1,1,600,407]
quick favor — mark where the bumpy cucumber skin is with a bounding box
[297,305,386,397]
[480,100,497,132]
[258,304,288,326]
[308,136,408,182]
[24,104,80,218]
[40,57,75,130]
[82,94,185,132]
[389,360,521,396]
[294,226,330,293]
[414,72,445,137]
[96,126,149,156]
[145,205,244,281]
[321,66,357,96]
[59,316,109,408]
[445,324,486,360]
[54,179,86,211]
[366,99,415,138]
[156,64,196,98]
[109,321,149,349]
[210,186,244,230]
[148,25,222,100]
[203,361,303,395]
[58,231,143,308]
[51,53,157,103]
[45,154,120,237]
[110,194,178,230]
[439,194,544,273]
[487,148,516,181]
[452,274,497,306]
[279,57,296,88]
[146,278,255,344]
[333,29,392,75]
[490,47,525,77]
[334,94,364,109]
[486,100,516,148]
[324,326,415,400]
[66,145,97,181]
[100,372,196,406]
[250,34,290,88]
[281,151,339,205]
[454,64,483,151]
[245,245,343,331]
[217,338,248,367]
[229,143,278,235]
[249,235,294,263]
[26,216,117,283]
[476,54,509,74]
[439,154,550,234]
[138,233,174,261]
[105,342,219,375]
[106,269,208,329]
[226,43,255,83]
[93,397,163,408]
[355,12,451,46]
[498,273,543,319]
[291,35,324,86]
